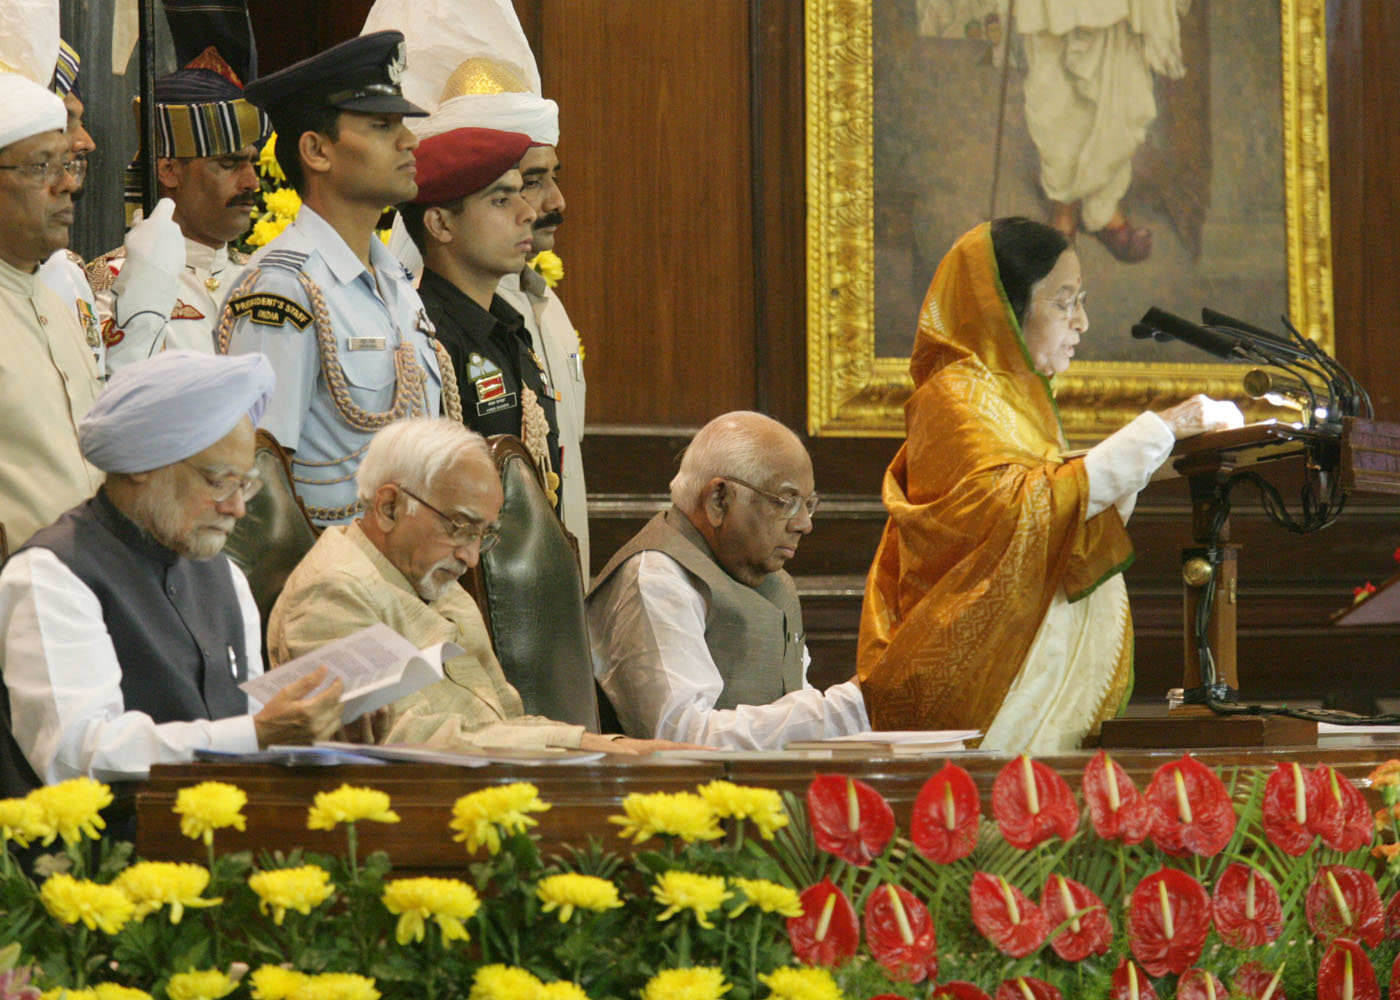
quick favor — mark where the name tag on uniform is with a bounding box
[347,336,387,351]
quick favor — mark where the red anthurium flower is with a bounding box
[1109,958,1158,1000]
[806,774,894,866]
[1318,938,1379,1000]
[1386,891,1400,940]
[992,755,1078,849]
[1177,969,1226,1000]
[1144,755,1236,858]
[1310,765,1373,852]
[1083,750,1153,845]
[1391,951,1400,1000]
[1212,862,1283,947]
[864,884,937,983]
[970,871,1048,957]
[994,977,1062,1000]
[1234,961,1288,1000]
[1040,873,1111,961]
[931,984,993,1000]
[1127,868,1212,977]
[1262,761,1321,856]
[786,878,859,966]
[912,761,981,863]
[1305,865,1384,946]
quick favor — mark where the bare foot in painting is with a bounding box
[1050,200,1079,241]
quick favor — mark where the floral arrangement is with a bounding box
[2,755,1399,999]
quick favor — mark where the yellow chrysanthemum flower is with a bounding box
[538,984,589,1000]
[381,876,480,945]
[449,783,550,855]
[640,967,730,1000]
[94,985,155,1000]
[757,967,844,1000]
[113,861,221,923]
[28,777,111,845]
[263,188,303,221]
[468,965,543,1000]
[528,250,564,288]
[247,216,292,248]
[39,874,134,934]
[697,781,790,839]
[40,989,97,1000]
[610,792,722,845]
[535,873,623,922]
[247,866,335,925]
[174,782,247,846]
[248,966,309,1000]
[0,796,46,847]
[306,785,400,831]
[729,878,802,917]
[652,871,731,929]
[165,971,237,1000]
[287,973,380,1000]
[258,134,285,183]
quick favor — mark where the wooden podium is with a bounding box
[1099,419,1400,749]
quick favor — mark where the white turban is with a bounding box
[0,0,59,85]
[79,351,276,473]
[0,72,64,151]
[415,91,559,145]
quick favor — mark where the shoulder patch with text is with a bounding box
[227,293,313,330]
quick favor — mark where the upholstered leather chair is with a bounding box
[222,430,319,655]
[464,435,601,731]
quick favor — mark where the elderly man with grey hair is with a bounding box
[587,411,868,749]
[0,351,343,789]
[268,416,681,755]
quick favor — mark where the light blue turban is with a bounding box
[79,351,276,473]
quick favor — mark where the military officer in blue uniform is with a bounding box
[216,31,461,525]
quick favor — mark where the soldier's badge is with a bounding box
[75,298,100,349]
[170,299,205,321]
[227,293,313,330]
[100,317,123,347]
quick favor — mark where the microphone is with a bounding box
[1201,307,1311,361]
[1131,323,1172,343]
[1139,307,1242,359]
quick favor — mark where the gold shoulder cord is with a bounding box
[435,341,463,422]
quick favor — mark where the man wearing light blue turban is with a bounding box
[0,351,344,791]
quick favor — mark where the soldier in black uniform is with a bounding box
[398,126,562,507]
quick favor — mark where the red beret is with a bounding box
[410,127,533,205]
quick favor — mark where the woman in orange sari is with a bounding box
[857,218,1241,753]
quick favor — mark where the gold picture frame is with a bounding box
[806,0,1334,442]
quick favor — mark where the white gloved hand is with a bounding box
[123,197,186,277]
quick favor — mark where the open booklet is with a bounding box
[240,623,461,724]
[783,730,980,754]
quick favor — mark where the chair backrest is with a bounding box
[222,430,320,654]
[465,435,600,731]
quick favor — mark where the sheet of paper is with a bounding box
[240,623,461,723]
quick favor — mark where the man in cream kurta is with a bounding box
[0,73,103,552]
[268,518,586,749]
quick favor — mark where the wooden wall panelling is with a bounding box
[526,1,758,427]
[1327,2,1400,422]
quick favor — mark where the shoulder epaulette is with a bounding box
[64,249,86,268]
[85,247,127,294]
[259,249,310,273]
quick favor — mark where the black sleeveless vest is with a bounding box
[17,492,250,728]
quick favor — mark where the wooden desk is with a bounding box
[136,737,1400,877]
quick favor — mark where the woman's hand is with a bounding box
[1155,394,1245,439]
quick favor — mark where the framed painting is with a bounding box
[806,0,1334,442]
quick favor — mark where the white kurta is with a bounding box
[0,258,103,552]
[0,548,263,783]
[498,267,589,572]
[981,410,1175,753]
[589,550,869,749]
[90,237,249,375]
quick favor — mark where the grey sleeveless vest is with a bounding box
[17,492,250,727]
[590,507,805,709]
